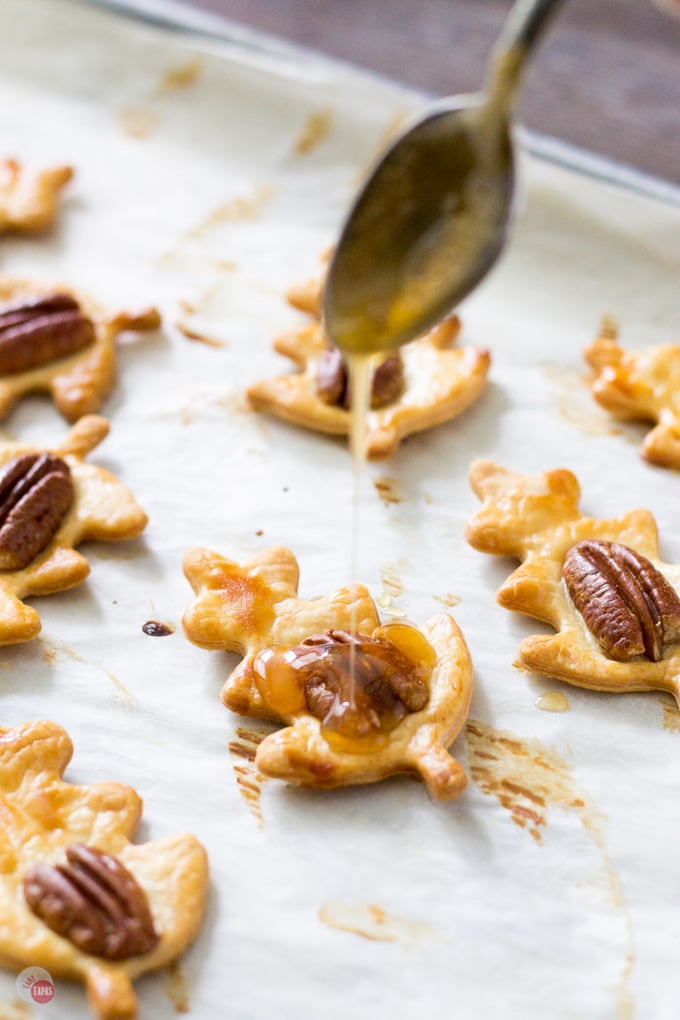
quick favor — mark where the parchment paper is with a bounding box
[0,2,678,1018]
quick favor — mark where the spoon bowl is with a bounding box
[323,0,566,358]
[324,97,514,356]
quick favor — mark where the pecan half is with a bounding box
[0,453,73,570]
[563,539,680,661]
[293,628,430,738]
[316,346,346,406]
[0,292,95,375]
[371,353,405,408]
[315,347,405,410]
[23,844,159,961]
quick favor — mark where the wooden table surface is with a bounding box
[187,0,680,186]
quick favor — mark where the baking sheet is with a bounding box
[0,1,679,1018]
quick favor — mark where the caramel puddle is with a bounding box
[228,726,270,825]
[466,719,635,1013]
[534,691,570,713]
[319,901,441,946]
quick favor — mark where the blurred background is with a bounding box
[182,0,680,184]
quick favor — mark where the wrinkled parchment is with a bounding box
[0,2,678,1017]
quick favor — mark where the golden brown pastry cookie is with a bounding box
[585,319,680,470]
[183,545,473,799]
[248,262,489,459]
[0,159,73,234]
[467,459,680,705]
[0,719,208,1020]
[0,414,147,644]
[0,276,160,422]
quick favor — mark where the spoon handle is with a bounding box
[489,0,567,106]
[501,0,567,53]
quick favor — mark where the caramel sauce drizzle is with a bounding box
[660,692,680,733]
[164,960,190,1014]
[318,900,441,946]
[432,593,462,609]
[175,322,225,348]
[228,727,270,825]
[40,636,137,713]
[465,719,635,1013]
[374,476,403,505]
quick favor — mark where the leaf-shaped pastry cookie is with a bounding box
[0,159,73,234]
[586,319,680,470]
[248,262,490,459]
[183,545,473,800]
[0,719,208,1020]
[0,415,147,644]
[467,459,680,704]
[0,275,160,422]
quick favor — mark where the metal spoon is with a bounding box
[324,0,567,357]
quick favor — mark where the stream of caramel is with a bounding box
[347,353,376,696]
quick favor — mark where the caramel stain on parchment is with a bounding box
[40,637,137,713]
[659,693,680,733]
[432,593,461,609]
[374,476,402,504]
[185,185,275,241]
[118,107,159,139]
[176,322,226,348]
[117,58,203,144]
[178,390,250,425]
[380,605,407,619]
[377,562,410,619]
[164,960,190,1014]
[381,563,406,598]
[319,901,441,946]
[0,1001,32,1020]
[155,56,204,96]
[229,726,270,824]
[598,313,619,340]
[466,719,593,841]
[293,108,334,155]
[159,186,274,265]
[542,364,624,438]
[466,719,635,1014]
